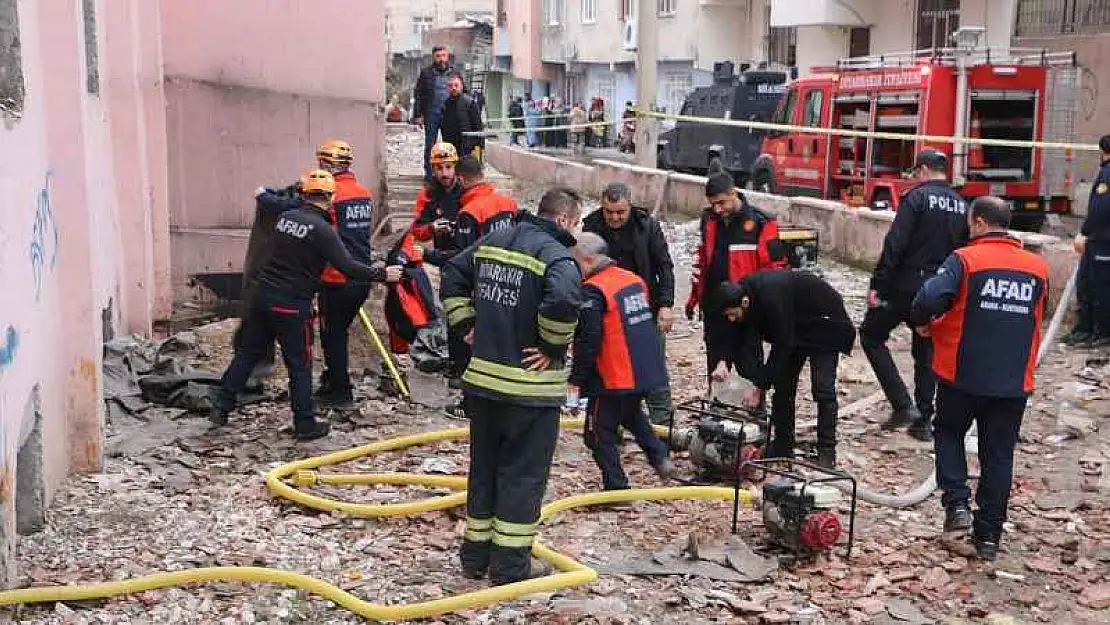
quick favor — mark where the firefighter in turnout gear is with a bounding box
[910,196,1048,561]
[441,187,583,585]
[210,170,401,440]
[861,149,969,442]
[411,142,465,267]
[685,171,787,388]
[568,232,676,491]
[314,140,378,409]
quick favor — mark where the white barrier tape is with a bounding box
[632,108,1100,152]
[463,120,616,137]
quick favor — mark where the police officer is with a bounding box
[717,270,855,468]
[568,232,676,491]
[441,187,582,585]
[910,196,1048,560]
[861,149,969,442]
[314,140,378,409]
[411,142,464,268]
[685,171,787,389]
[210,171,401,440]
[1071,134,1110,348]
[413,45,454,180]
[584,182,676,426]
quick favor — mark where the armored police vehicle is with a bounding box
[657,61,789,186]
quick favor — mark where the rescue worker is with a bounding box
[210,171,402,440]
[718,270,855,468]
[441,187,583,585]
[910,196,1048,560]
[411,142,464,268]
[413,45,454,180]
[568,232,676,490]
[314,140,377,409]
[583,182,676,426]
[1070,134,1110,347]
[439,72,485,162]
[685,171,786,389]
[861,149,968,442]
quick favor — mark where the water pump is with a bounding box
[748,459,858,558]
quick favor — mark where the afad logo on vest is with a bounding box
[977,277,1036,315]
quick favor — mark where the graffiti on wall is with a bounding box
[29,171,58,302]
[0,325,17,372]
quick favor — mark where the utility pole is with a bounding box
[634,0,658,169]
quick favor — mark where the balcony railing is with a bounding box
[1015,0,1110,36]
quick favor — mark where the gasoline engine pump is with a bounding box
[668,399,858,558]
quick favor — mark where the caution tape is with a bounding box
[632,108,1100,152]
[463,120,616,137]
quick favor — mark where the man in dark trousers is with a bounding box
[508,97,525,146]
[911,196,1048,560]
[413,45,454,180]
[685,171,787,390]
[441,187,582,585]
[210,170,401,440]
[568,232,676,490]
[411,142,464,268]
[439,72,485,162]
[861,149,968,442]
[583,182,676,425]
[718,270,856,468]
[1069,134,1110,347]
[313,139,377,409]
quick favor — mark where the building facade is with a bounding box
[0,0,386,583]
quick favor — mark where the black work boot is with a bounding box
[317,389,356,411]
[294,421,330,441]
[207,406,229,427]
[944,504,973,533]
[882,406,921,431]
[974,536,1000,561]
[816,448,837,469]
[908,417,934,442]
[314,374,333,398]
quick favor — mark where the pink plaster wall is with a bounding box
[159,0,388,301]
[506,0,547,81]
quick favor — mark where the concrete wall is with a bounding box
[486,142,1078,310]
[0,0,172,584]
[160,0,387,304]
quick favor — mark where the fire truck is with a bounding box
[751,39,1078,230]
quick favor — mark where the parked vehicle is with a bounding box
[657,61,788,186]
[752,46,1078,231]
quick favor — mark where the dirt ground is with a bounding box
[2,132,1107,625]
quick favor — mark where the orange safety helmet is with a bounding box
[429,142,459,165]
[316,139,353,166]
[300,169,337,196]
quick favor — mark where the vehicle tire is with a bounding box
[750,168,775,194]
[871,189,893,211]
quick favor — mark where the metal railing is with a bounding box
[1015,0,1110,36]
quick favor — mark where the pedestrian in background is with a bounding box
[413,45,454,180]
[1068,134,1110,348]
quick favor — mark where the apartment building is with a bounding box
[386,0,495,58]
[493,0,770,128]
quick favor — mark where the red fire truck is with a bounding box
[751,46,1078,230]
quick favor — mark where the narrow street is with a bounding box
[4,131,1108,625]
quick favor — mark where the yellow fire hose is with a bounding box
[357,306,409,398]
[0,418,757,621]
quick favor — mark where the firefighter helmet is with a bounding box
[300,169,336,196]
[316,139,353,166]
[429,142,459,165]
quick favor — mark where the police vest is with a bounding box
[453,216,579,407]
[930,235,1048,398]
[321,172,374,285]
[583,265,668,394]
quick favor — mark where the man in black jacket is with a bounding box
[861,149,968,442]
[508,97,525,146]
[719,271,856,468]
[413,46,454,180]
[1069,134,1110,347]
[583,182,676,425]
[439,72,485,162]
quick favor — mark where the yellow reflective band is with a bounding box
[492,533,535,548]
[468,357,567,383]
[475,246,547,276]
[447,306,476,326]
[443,297,472,313]
[463,529,493,542]
[538,315,577,335]
[462,370,567,399]
[539,326,574,346]
[466,517,493,530]
[493,518,537,535]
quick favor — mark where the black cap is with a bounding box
[717,281,748,309]
[457,155,483,178]
[914,149,948,172]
